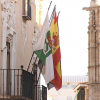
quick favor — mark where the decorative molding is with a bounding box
[1,22,17,95]
[35,0,43,27]
[39,0,43,27]
[32,23,40,48]
[1,0,16,29]
[22,22,28,48]
[1,0,17,95]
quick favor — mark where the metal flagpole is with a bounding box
[48,1,52,11]
[31,56,38,73]
[27,51,34,71]
[49,5,56,25]
[58,11,60,19]
[57,11,60,34]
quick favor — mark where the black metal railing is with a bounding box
[37,85,47,100]
[0,69,22,97]
[0,68,47,100]
[21,69,35,99]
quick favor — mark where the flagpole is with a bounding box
[48,1,52,11]
[31,56,38,73]
[49,5,56,25]
[57,11,60,34]
[58,11,60,19]
[27,51,34,71]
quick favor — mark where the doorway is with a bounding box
[77,89,85,100]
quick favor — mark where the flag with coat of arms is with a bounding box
[33,11,54,85]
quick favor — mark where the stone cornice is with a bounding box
[83,6,100,11]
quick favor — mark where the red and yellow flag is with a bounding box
[50,10,62,90]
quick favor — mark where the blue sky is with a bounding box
[41,0,95,76]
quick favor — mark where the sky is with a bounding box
[41,0,100,76]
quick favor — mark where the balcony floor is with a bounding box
[0,96,33,100]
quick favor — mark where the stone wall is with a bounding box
[83,4,100,100]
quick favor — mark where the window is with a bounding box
[22,0,31,20]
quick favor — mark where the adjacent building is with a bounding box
[47,76,88,100]
[83,0,100,99]
[74,82,88,100]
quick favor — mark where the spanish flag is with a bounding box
[50,10,62,90]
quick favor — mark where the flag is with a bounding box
[33,11,49,51]
[34,11,54,84]
[49,10,62,90]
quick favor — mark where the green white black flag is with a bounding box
[34,11,54,84]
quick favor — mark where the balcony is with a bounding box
[0,68,47,100]
[22,0,31,20]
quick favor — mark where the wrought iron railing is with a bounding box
[0,69,22,97]
[37,85,47,100]
[21,69,35,99]
[0,68,47,100]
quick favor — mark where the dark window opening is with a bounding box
[22,0,31,20]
